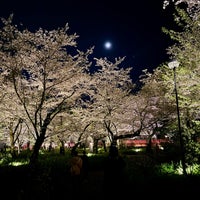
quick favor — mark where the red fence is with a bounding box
[122,138,170,147]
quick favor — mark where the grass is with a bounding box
[0,149,200,199]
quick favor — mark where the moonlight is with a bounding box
[104,41,112,50]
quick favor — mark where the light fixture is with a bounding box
[168,60,187,176]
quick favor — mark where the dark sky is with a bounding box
[0,0,174,81]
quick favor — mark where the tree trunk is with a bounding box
[9,127,17,158]
[29,135,45,166]
[93,139,99,154]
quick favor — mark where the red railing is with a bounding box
[122,138,170,147]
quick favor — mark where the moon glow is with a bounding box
[104,41,112,50]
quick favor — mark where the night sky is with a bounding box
[1,0,175,81]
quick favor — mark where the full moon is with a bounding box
[104,41,112,50]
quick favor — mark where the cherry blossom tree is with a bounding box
[162,3,200,129]
[84,57,135,147]
[164,5,200,164]
[163,0,200,18]
[0,70,31,156]
[0,14,93,164]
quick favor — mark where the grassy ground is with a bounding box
[1,153,200,199]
